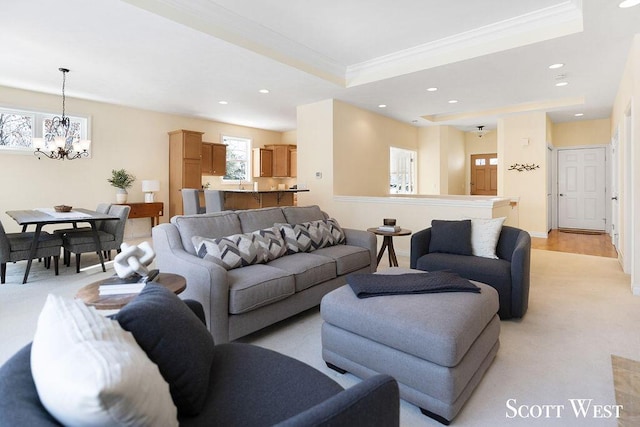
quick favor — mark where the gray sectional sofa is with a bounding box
[152,205,377,343]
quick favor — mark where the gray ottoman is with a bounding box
[321,268,500,424]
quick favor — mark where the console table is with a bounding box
[116,202,163,227]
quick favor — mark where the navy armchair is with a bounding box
[0,286,399,427]
[410,225,531,319]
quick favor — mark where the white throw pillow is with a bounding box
[30,294,178,427]
[469,217,506,259]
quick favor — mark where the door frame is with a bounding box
[552,144,610,233]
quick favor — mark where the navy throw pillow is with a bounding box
[116,284,214,416]
[429,219,473,255]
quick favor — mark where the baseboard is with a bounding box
[529,231,548,238]
[632,285,640,296]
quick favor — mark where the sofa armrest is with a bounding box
[343,228,377,273]
[509,230,531,318]
[152,223,232,343]
[275,374,399,427]
[410,228,432,269]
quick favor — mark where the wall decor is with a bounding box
[508,163,540,172]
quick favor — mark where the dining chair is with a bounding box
[62,205,130,273]
[204,190,225,213]
[0,220,62,284]
[182,188,205,215]
[55,203,112,265]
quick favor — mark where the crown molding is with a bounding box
[123,0,583,90]
[345,1,583,87]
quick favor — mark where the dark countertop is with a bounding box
[217,189,309,193]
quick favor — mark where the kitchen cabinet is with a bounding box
[253,148,273,177]
[169,129,204,217]
[201,142,227,176]
[290,148,297,177]
[265,144,296,177]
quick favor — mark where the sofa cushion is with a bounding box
[469,217,506,259]
[193,233,266,270]
[31,294,178,427]
[326,218,346,244]
[238,207,287,233]
[429,219,472,256]
[227,264,296,314]
[282,205,327,224]
[253,226,288,261]
[314,244,371,275]
[116,285,215,416]
[267,252,337,292]
[173,212,242,255]
[278,221,334,254]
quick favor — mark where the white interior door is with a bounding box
[558,147,606,230]
[610,133,620,249]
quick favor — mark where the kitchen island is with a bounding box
[220,189,309,210]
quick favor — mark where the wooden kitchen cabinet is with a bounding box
[253,148,273,177]
[201,142,227,176]
[265,144,297,177]
[290,147,297,177]
[169,129,204,217]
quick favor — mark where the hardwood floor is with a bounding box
[531,229,618,258]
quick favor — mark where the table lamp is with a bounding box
[141,180,160,203]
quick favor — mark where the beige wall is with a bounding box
[498,112,549,236]
[417,125,466,195]
[332,100,417,196]
[445,127,466,195]
[295,99,334,209]
[0,85,284,235]
[610,34,639,291]
[417,126,442,194]
[552,118,611,147]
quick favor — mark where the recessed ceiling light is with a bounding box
[218,101,228,105]
[378,104,387,108]
[427,87,438,92]
[548,63,564,69]
[574,113,584,117]
[448,99,458,104]
[619,0,640,8]
[555,82,569,87]
[259,89,270,94]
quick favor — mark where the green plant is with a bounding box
[108,169,136,190]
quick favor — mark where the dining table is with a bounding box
[5,208,119,284]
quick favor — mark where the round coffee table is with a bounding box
[367,227,412,267]
[75,272,186,310]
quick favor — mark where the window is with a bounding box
[222,135,251,181]
[390,147,417,194]
[0,106,90,155]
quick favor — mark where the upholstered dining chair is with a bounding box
[55,203,112,265]
[204,190,224,213]
[62,205,130,273]
[182,188,205,215]
[0,220,63,284]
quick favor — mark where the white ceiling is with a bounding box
[1,0,639,132]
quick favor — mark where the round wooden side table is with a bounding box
[75,272,186,310]
[367,228,412,267]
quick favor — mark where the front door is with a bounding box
[470,153,498,195]
[558,147,606,230]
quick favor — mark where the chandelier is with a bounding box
[33,68,91,160]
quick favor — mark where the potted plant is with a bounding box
[108,169,136,203]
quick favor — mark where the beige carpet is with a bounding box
[1,248,638,426]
